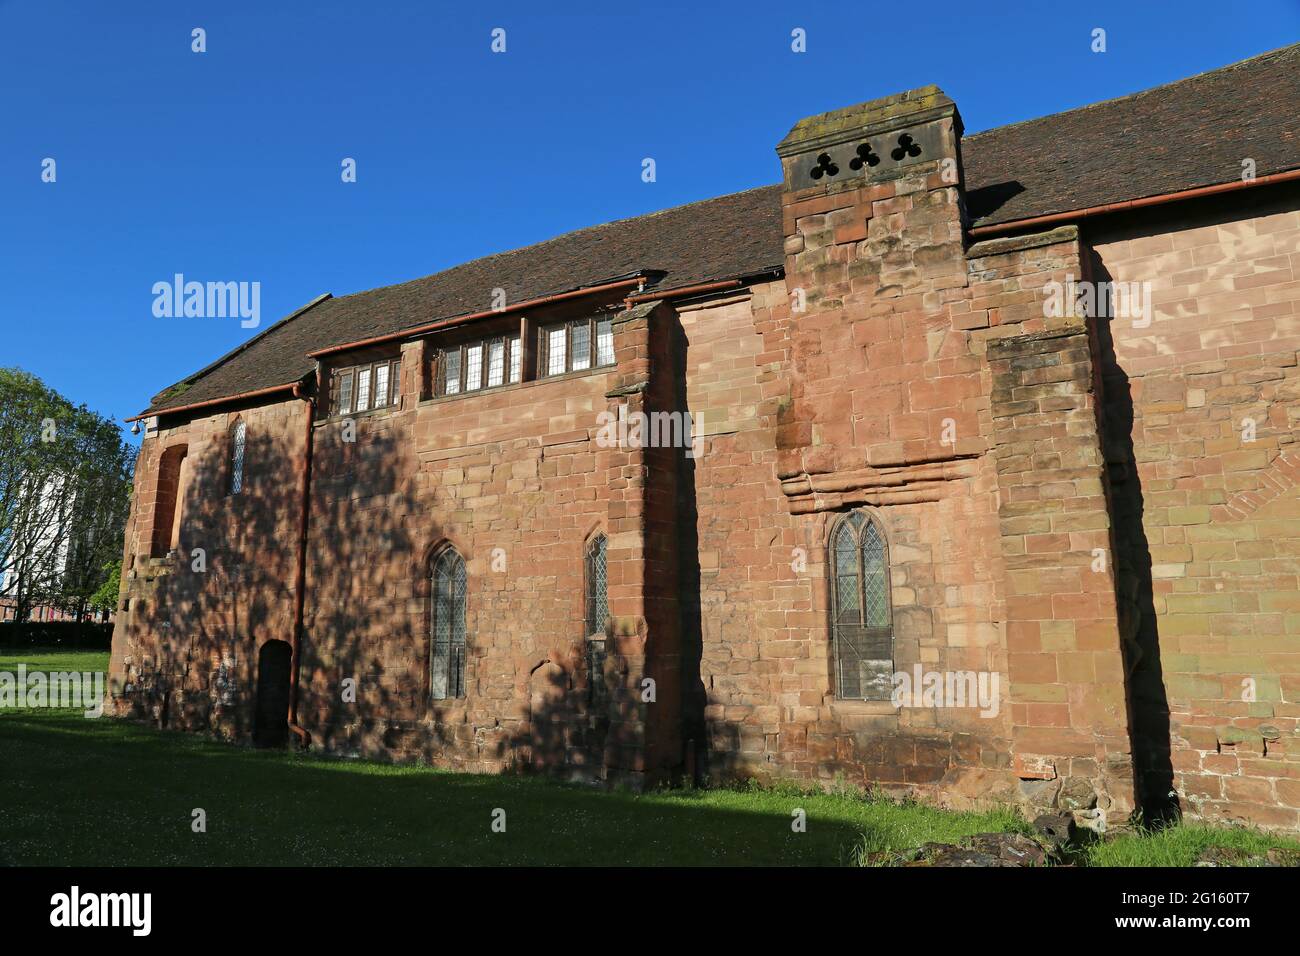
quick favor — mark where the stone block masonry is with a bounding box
[1093,191,1300,829]
[988,328,1133,814]
[109,74,1300,831]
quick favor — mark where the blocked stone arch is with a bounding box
[528,658,572,771]
[150,443,189,558]
[106,54,1300,825]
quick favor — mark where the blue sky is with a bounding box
[2,0,1296,445]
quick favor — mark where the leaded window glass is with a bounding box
[331,358,400,416]
[435,337,521,396]
[228,420,246,496]
[540,316,616,378]
[596,318,614,366]
[486,338,505,387]
[570,321,591,371]
[465,344,483,391]
[585,534,609,707]
[546,326,566,375]
[355,366,371,411]
[431,547,467,700]
[828,511,893,700]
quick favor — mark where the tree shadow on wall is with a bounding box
[130,427,300,742]
[295,416,436,760]
[130,395,717,785]
[135,410,641,779]
[130,414,434,759]
[482,309,709,787]
[1088,250,1179,826]
[494,653,640,784]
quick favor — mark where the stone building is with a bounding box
[111,45,1300,829]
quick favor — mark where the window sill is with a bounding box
[423,702,469,722]
[315,403,402,427]
[422,381,524,405]
[827,699,898,716]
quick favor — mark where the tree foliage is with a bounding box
[0,367,134,622]
[89,558,123,614]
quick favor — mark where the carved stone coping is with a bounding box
[777,86,960,157]
[777,85,962,195]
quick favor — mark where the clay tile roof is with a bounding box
[146,187,783,414]
[145,43,1299,416]
[962,42,1299,227]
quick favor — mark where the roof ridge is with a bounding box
[964,42,1299,141]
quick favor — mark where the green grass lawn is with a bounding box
[0,709,1024,866]
[0,645,112,675]
[1084,824,1298,867]
[2,647,1296,867]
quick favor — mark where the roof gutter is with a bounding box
[968,167,1300,238]
[624,279,742,305]
[307,276,648,359]
[124,381,302,423]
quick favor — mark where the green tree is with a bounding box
[0,368,134,628]
[89,558,123,617]
[55,408,134,621]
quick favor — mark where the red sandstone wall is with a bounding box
[680,221,1133,814]
[755,87,1133,814]
[301,348,611,771]
[681,282,1008,799]
[1091,189,1300,829]
[109,400,306,737]
[104,106,1298,831]
[296,295,679,785]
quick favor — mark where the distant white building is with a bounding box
[0,474,82,621]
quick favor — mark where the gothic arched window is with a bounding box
[585,534,609,705]
[430,547,467,700]
[228,419,246,496]
[829,511,893,700]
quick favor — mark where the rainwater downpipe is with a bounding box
[288,381,315,748]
